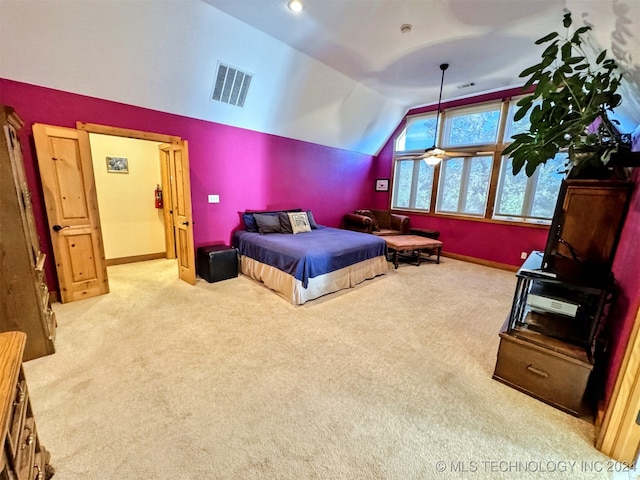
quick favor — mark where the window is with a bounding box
[494,153,566,223]
[395,113,437,154]
[436,155,493,216]
[391,97,563,224]
[392,112,437,211]
[391,159,435,210]
[442,103,501,148]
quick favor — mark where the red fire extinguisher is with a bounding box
[155,184,163,209]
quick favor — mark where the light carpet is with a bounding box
[23,258,619,479]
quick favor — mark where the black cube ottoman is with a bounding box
[197,245,238,283]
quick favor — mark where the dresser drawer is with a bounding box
[8,377,28,459]
[493,333,593,416]
[15,417,36,480]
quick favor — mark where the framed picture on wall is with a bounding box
[106,156,129,173]
[375,178,389,192]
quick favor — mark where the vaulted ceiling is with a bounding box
[1,0,638,155]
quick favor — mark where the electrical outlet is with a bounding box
[520,252,527,260]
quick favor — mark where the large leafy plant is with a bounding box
[503,12,623,178]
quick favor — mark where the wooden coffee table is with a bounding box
[383,235,443,269]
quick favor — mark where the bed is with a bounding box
[232,217,388,304]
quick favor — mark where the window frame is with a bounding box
[390,97,560,227]
[493,153,567,224]
[435,154,494,217]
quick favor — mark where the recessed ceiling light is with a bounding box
[288,0,303,13]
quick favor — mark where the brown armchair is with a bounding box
[343,209,410,236]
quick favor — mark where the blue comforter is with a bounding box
[233,226,387,288]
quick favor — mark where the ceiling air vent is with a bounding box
[211,62,252,107]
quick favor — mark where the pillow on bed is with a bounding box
[242,213,259,233]
[288,212,311,234]
[279,212,293,234]
[254,212,283,234]
[306,210,318,229]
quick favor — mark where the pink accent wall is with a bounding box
[0,79,377,291]
[2,78,638,403]
[371,87,550,267]
[372,85,640,401]
[605,168,640,402]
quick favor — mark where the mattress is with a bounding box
[233,226,388,304]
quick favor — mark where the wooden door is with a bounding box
[166,141,195,284]
[33,124,109,303]
[159,144,176,259]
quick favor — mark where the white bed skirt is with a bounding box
[239,255,389,305]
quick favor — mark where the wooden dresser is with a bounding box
[0,105,56,361]
[0,331,53,479]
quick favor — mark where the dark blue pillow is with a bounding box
[306,210,318,229]
[243,213,258,233]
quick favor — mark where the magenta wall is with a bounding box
[371,87,550,267]
[605,168,640,402]
[2,78,638,403]
[373,86,640,402]
[0,79,377,291]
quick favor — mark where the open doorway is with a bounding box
[79,122,195,287]
[88,133,171,266]
[76,122,195,285]
[33,122,195,304]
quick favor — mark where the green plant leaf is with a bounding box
[573,26,591,35]
[542,42,559,59]
[563,12,572,28]
[525,159,539,177]
[596,50,607,64]
[552,69,565,85]
[520,63,543,78]
[512,106,529,122]
[511,155,526,175]
[534,74,552,96]
[523,75,538,90]
[565,56,585,64]
[560,64,573,74]
[535,31,559,44]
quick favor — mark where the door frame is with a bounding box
[76,122,182,262]
[596,306,640,464]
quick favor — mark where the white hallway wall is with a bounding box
[90,134,165,260]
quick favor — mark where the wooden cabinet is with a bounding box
[494,332,593,416]
[493,252,613,416]
[542,179,632,281]
[0,106,56,361]
[494,179,632,417]
[1,331,53,479]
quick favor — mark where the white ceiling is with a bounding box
[1,0,638,155]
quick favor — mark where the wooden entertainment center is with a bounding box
[493,179,632,417]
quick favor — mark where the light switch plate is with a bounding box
[208,194,220,203]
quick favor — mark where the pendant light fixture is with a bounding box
[401,63,472,165]
[422,63,450,166]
